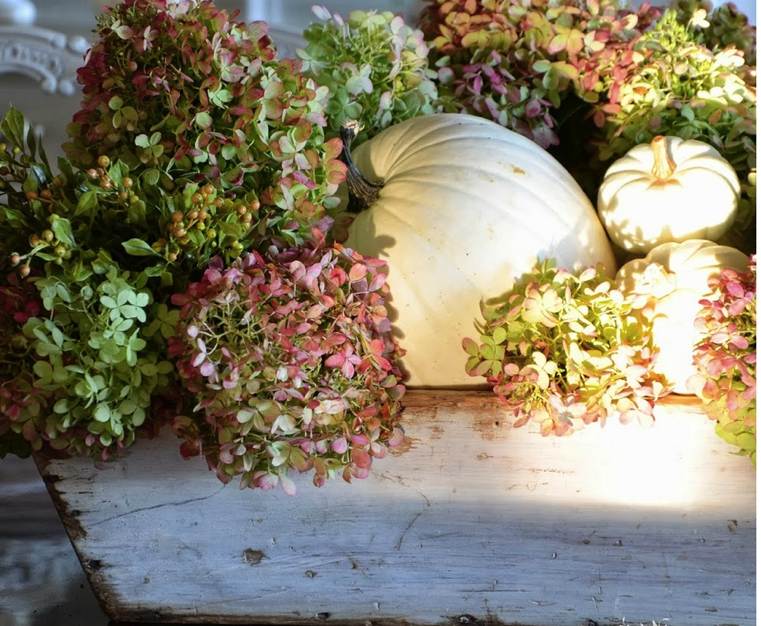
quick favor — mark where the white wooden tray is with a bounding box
[36,391,756,625]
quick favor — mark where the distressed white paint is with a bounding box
[38,392,755,625]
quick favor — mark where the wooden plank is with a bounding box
[36,391,755,625]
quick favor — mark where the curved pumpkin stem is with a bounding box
[650,135,676,182]
[340,122,383,213]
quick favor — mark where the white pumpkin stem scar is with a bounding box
[340,122,384,213]
[650,136,676,182]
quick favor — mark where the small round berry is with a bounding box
[42,230,54,243]
[97,155,110,168]
[18,264,30,278]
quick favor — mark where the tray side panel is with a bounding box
[37,392,756,625]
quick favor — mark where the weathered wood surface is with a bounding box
[37,391,755,626]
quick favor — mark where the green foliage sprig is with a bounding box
[299,6,439,144]
[690,257,756,461]
[21,256,174,457]
[464,259,668,436]
[0,109,175,458]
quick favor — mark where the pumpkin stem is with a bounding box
[340,122,384,213]
[650,135,676,181]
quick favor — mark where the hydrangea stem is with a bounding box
[650,135,676,181]
[340,122,383,213]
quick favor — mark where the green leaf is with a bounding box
[221,144,237,160]
[33,361,53,382]
[1,107,25,147]
[93,404,111,422]
[108,96,124,111]
[135,134,151,149]
[122,239,161,257]
[119,399,137,415]
[143,169,160,186]
[210,88,233,107]
[49,324,65,348]
[551,62,578,80]
[195,112,213,129]
[492,327,507,345]
[51,216,76,247]
[74,190,98,216]
[462,337,479,357]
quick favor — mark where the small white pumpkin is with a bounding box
[598,136,740,254]
[343,114,616,386]
[617,239,748,394]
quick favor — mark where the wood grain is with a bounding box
[36,392,755,625]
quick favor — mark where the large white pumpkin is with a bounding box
[617,239,748,394]
[343,114,616,386]
[597,136,740,254]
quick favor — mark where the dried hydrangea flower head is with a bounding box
[169,234,406,494]
[65,0,346,244]
[299,6,439,144]
[422,0,659,148]
[690,257,756,461]
[463,259,667,436]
